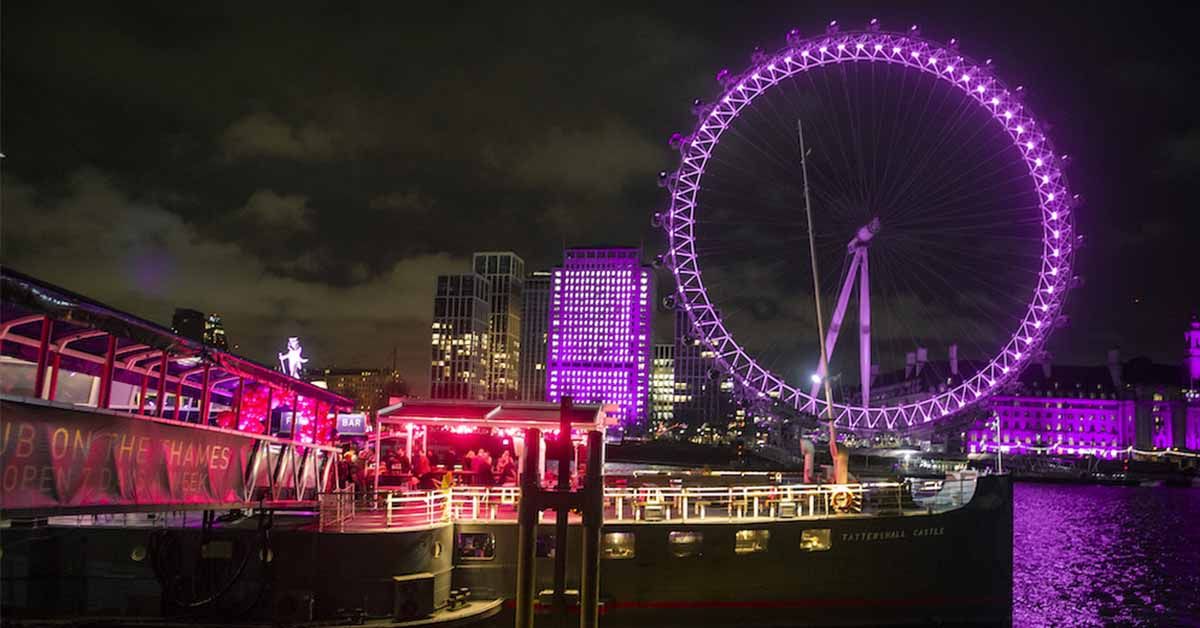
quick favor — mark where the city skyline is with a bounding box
[3,3,1198,398]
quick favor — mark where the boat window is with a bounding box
[734,529,770,554]
[536,534,555,558]
[602,532,635,559]
[456,532,495,560]
[800,529,831,552]
[668,531,704,558]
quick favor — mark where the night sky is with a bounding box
[4,2,1197,395]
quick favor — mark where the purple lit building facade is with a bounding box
[546,247,652,428]
[967,321,1200,457]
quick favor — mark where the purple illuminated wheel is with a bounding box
[658,23,1077,431]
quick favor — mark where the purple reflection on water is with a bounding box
[1014,483,1200,626]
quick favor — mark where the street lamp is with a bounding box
[991,414,1003,474]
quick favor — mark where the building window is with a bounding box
[800,529,832,552]
[668,531,704,558]
[456,533,495,560]
[735,529,770,555]
[601,532,635,559]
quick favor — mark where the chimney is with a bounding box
[905,352,916,379]
[916,347,928,376]
[1107,347,1122,388]
[870,364,880,386]
[1040,356,1051,379]
[948,344,959,376]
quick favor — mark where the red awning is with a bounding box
[376,399,615,431]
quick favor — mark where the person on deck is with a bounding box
[494,450,517,485]
[471,448,494,485]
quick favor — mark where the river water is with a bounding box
[1013,483,1200,626]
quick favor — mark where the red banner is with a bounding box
[1,399,254,512]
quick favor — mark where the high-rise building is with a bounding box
[430,273,492,400]
[172,307,228,350]
[310,368,409,412]
[672,308,721,427]
[650,344,676,434]
[204,313,229,350]
[473,252,524,399]
[546,247,653,428]
[519,271,552,401]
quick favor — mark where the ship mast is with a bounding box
[797,119,842,470]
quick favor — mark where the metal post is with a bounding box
[234,377,245,429]
[374,411,384,494]
[174,371,185,420]
[515,428,542,628]
[98,335,117,409]
[138,368,149,415]
[859,253,872,406]
[200,364,212,424]
[33,316,53,399]
[797,119,842,471]
[579,430,604,628]
[47,351,62,402]
[553,399,572,622]
[156,352,169,417]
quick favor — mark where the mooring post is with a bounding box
[553,397,573,624]
[515,428,542,628]
[579,430,604,628]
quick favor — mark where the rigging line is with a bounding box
[874,71,954,212]
[846,61,871,213]
[889,159,1038,222]
[875,78,990,214]
[785,69,862,206]
[877,82,990,216]
[888,128,1023,221]
[895,174,1040,225]
[702,150,811,200]
[880,240,1041,281]
[869,246,925,378]
[872,246,985,380]
[721,109,813,178]
[821,64,871,216]
[872,58,915,218]
[891,138,1035,214]
[881,230,1040,290]
[815,64,865,214]
[868,61,886,212]
[697,180,806,213]
[888,239,1031,346]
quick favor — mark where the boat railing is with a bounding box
[317,478,973,531]
[907,471,978,511]
[317,486,356,532]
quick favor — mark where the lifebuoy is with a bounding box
[830,488,853,512]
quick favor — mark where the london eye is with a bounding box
[656,21,1079,431]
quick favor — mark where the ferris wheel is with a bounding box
[656,21,1078,431]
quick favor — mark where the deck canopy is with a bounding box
[376,398,615,432]
[0,267,351,444]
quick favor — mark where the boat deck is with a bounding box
[316,476,977,532]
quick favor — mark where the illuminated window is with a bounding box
[601,532,635,559]
[456,532,495,560]
[668,531,704,558]
[735,529,770,554]
[801,529,832,552]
